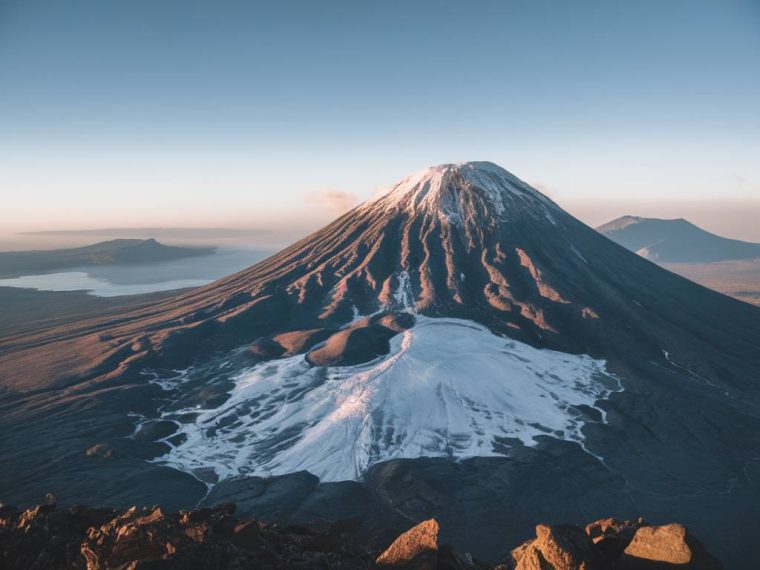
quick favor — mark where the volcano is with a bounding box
[597,215,760,263]
[1,162,759,567]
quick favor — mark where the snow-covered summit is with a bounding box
[365,161,557,223]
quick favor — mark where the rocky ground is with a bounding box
[0,497,722,569]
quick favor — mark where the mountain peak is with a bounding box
[598,214,760,263]
[365,161,556,223]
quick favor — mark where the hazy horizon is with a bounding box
[2,0,759,244]
[2,194,759,252]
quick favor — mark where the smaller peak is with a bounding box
[453,160,509,173]
[597,216,644,233]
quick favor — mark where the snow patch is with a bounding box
[365,161,558,224]
[153,317,621,483]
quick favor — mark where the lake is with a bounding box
[0,248,273,297]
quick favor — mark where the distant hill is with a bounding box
[0,238,215,278]
[597,215,760,263]
[20,227,251,238]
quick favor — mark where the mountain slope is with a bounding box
[1,162,759,567]
[2,162,757,392]
[0,238,215,278]
[597,215,760,262]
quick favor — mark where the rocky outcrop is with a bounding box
[0,501,374,569]
[508,524,603,570]
[85,443,114,459]
[375,518,439,568]
[0,499,723,570]
[585,518,643,561]
[374,518,467,569]
[618,524,722,569]
[500,520,723,570]
[0,501,116,570]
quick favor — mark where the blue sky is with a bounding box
[2,0,759,241]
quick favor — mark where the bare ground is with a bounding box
[662,259,760,306]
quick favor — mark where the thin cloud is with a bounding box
[304,189,359,214]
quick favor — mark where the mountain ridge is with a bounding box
[0,238,215,279]
[597,215,760,263]
[1,163,758,393]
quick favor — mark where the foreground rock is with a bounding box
[375,518,468,569]
[0,499,722,570]
[0,501,374,569]
[618,524,721,569]
[508,524,603,570]
[501,519,722,570]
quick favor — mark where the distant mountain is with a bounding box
[0,238,215,278]
[597,215,760,262]
[20,227,251,238]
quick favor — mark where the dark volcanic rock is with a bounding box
[201,471,321,521]
[248,337,286,358]
[0,501,375,570]
[508,524,603,570]
[0,502,115,570]
[80,504,237,569]
[85,443,114,459]
[0,502,723,570]
[584,517,644,561]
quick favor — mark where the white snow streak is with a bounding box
[392,271,415,312]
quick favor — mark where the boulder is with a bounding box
[0,500,375,569]
[618,523,722,569]
[85,443,114,459]
[509,524,603,570]
[584,517,644,561]
[0,501,114,569]
[0,504,723,570]
[375,518,440,569]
